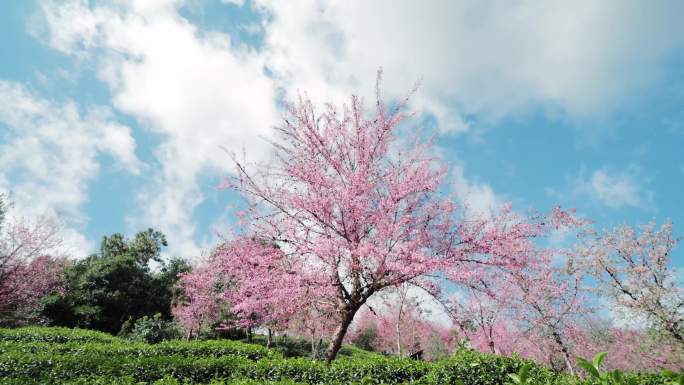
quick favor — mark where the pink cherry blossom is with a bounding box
[219,72,581,361]
[576,221,683,344]
[0,216,68,323]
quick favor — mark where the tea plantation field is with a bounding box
[0,327,672,384]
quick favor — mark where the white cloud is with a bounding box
[254,0,684,131]
[221,0,245,7]
[451,164,504,217]
[36,0,278,257]
[574,167,650,209]
[33,0,684,255]
[0,81,140,255]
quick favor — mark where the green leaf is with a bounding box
[593,351,608,369]
[519,363,531,382]
[608,370,623,382]
[577,357,600,379]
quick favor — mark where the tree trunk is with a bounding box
[246,327,252,343]
[326,306,360,363]
[487,327,496,354]
[396,321,402,357]
[455,322,471,347]
[552,330,575,376]
[561,348,575,376]
[666,322,684,344]
[267,328,272,348]
[311,331,316,357]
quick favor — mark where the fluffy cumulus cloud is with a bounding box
[29,0,684,255]
[451,165,503,217]
[254,0,684,130]
[574,166,651,209]
[36,0,278,257]
[0,81,139,254]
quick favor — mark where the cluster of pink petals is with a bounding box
[0,217,67,321]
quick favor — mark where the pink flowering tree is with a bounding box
[288,302,339,357]
[445,287,511,355]
[210,237,324,344]
[350,304,455,360]
[0,215,68,324]
[505,260,590,375]
[224,73,579,362]
[374,284,431,357]
[577,221,684,344]
[172,263,225,339]
[442,236,591,373]
[568,317,684,372]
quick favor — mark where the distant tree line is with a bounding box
[0,193,189,335]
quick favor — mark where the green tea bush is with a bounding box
[0,326,116,344]
[0,339,279,361]
[120,313,183,343]
[0,327,676,385]
[0,375,306,385]
[412,349,559,385]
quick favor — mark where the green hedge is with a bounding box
[413,350,668,385]
[0,326,116,344]
[0,351,428,384]
[0,376,305,385]
[419,349,559,385]
[0,327,673,385]
[0,339,279,361]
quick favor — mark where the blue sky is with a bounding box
[1,0,683,265]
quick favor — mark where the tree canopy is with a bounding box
[43,229,189,334]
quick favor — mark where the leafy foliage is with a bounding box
[42,229,190,334]
[0,326,116,344]
[663,369,684,385]
[508,363,532,385]
[119,313,183,343]
[350,323,378,352]
[0,327,677,385]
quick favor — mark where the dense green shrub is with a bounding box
[0,376,306,385]
[0,326,116,344]
[0,327,675,385]
[245,334,383,360]
[120,313,183,343]
[0,339,280,361]
[349,324,378,352]
[42,230,190,335]
[417,349,559,385]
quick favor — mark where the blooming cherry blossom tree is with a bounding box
[445,288,510,355]
[577,221,683,344]
[172,264,225,339]
[224,73,579,361]
[509,266,589,375]
[211,238,321,338]
[0,215,67,324]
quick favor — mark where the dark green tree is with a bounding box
[42,229,190,334]
[351,324,378,352]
